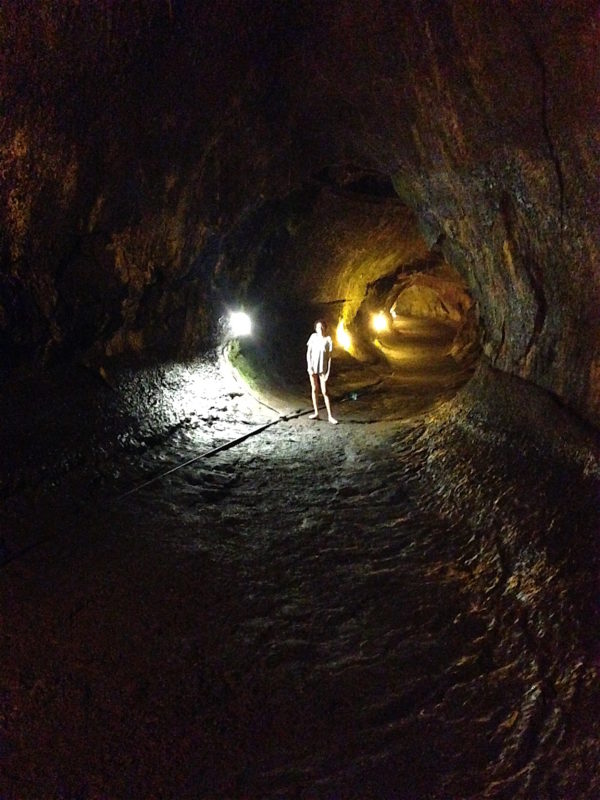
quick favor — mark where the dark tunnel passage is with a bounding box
[1,3,600,799]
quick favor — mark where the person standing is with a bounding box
[306,320,338,424]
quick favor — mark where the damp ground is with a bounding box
[1,319,600,799]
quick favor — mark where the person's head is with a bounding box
[314,320,327,335]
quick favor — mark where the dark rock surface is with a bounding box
[1,1,598,424]
[1,331,599,799]
[1,3,600,796]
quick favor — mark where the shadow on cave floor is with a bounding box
[1,343,599,799]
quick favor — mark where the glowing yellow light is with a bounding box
[336,320,352,351]
[229,311,252,337]
[371,311,389,333]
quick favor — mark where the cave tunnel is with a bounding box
[1,2,600,798]
[218,169,480,421]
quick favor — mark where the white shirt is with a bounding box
[306,332,333,375]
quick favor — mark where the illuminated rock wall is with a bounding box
[291,1,600,425]
[0,1,598,425]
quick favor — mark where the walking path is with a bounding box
[1,318,599,798]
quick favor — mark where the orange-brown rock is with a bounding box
[0,1,598,425]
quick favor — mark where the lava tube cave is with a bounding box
[1,2,599,798]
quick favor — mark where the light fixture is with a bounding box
[371,311,389,333]
[229,311,252,337]
[336,320,352,351]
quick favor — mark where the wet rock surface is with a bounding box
[1,335,599,798]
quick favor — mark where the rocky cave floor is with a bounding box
[1,324,600,800]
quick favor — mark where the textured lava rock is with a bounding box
[0,1,598,425]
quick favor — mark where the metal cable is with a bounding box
[1,378,383,569]
[115,407,308,501]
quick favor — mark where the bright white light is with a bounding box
[336,320,352,351]
[229,311,252,337]
[371,311,389,333]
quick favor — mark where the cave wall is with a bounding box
[0,1,294,365]
[287,0,600,425]
[1,1,599,425]
[254,186,433,322]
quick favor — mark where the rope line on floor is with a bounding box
[115,378,385,501]
[115,406,310,501]
[0,379,384,570]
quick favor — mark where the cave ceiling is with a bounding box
[0,0,599,426]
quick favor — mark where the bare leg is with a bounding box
[320,375,337,424]
[309,373,319,418]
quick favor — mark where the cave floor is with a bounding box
[1,326,600,799]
